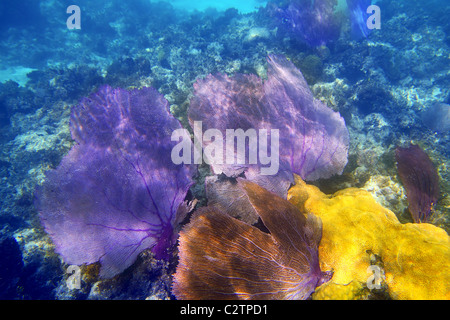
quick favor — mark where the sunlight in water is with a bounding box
[154,0,268,14]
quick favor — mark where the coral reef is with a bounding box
[0,0,449,300]
[173,179,329,300]
[362,174,408,221]
[81,251,172,300]
[288,175,450,300]
[35,85,196,278]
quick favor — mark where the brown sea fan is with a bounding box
[172,179,331,300]
[396,144,440,223]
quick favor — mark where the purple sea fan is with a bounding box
[396,144,440,223]
[35,85,196,278]
[346,0,373,39]
[172,179,332,300]
[268,0,341,47]
[189,54,349,197]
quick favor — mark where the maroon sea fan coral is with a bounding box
[396,144,440,223]
[172,179,331,300]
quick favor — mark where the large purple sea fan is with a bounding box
[396,144,440,223]
[35,85,196,278]
[189,54,349,197]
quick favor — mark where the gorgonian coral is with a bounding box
[35,85,196,278]
[189,54,349,197]
[268,0,342,47]
[346,0,373,39]
[395,144,440,223]
[172,179,331,300]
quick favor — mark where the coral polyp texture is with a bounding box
[34,85,196,278]
[395,144,440,223]
[288,175,450,300]
[172,179,331,300]
[189,54,349,197]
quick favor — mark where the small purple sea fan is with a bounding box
[35,85,196,278]
[396,144,440,223]
[346,0,373,39]
[268,0,341,47]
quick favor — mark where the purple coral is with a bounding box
[396,144,440,223]
[35,85,196,278]
[421,102,450,133]
[189,54,349,197]
[268,0,341,47]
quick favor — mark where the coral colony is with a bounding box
[36,54,348,287]
[288,176,450,300]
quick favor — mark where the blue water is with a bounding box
[163,0,269,13]
[0,0,449,300]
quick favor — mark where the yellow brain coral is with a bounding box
[288,175,450,300]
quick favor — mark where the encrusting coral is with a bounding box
[288,175,450,300]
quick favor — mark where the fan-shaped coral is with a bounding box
[172,179,331,300]
[189,54,349,198]
[268,0,342,47]
[396,144,440,223]
[35,85,196,278]
[346,0,373,39]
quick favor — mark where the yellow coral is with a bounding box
[312,281,368,300]
[288,175,450,300]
